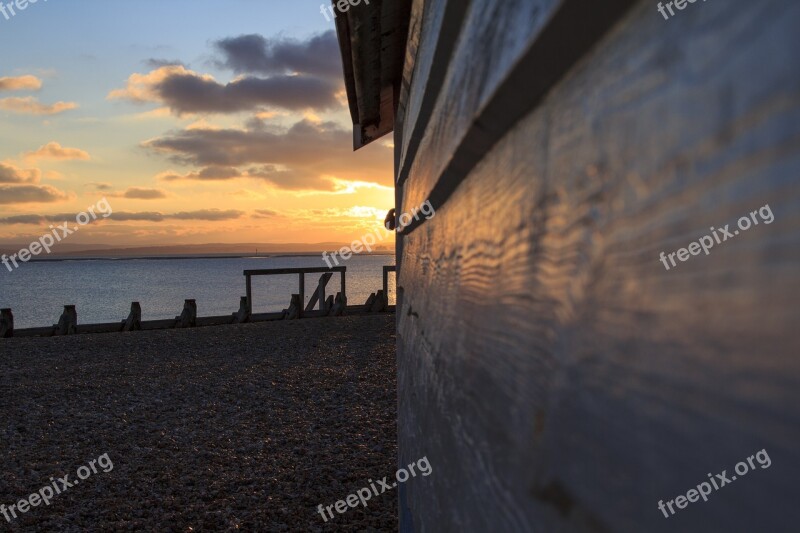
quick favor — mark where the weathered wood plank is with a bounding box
[305,273,334,312]
[396,1,800,531]
[395,0,470,183]
[0,309,13,338]
[243,267,345,276]
[398,0,639,216]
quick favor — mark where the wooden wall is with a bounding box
[395,0,800,531]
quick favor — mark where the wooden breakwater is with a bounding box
[1,266,396,338]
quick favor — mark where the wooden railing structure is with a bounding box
[244,266,347,319]
[1,265,396,338]
[383,265,396,298]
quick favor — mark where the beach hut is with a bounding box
[333,1,800,531]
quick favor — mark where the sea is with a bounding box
[0,254,396,329]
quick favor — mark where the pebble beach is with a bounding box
[0,315,397,531]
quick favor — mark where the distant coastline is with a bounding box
[14,252,395,263]
[0,242,395,264]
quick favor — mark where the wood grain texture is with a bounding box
[395,0,470,186]
[396,1,800,531]
[396,0,558,210]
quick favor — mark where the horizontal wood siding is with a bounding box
[395,0,470,180]
[396,0,557,197]
[396,0,800,531]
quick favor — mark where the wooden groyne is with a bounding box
[2,266,396,338]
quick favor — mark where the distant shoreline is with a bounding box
[16,252,395,263]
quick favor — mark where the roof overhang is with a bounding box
[332,0,413,150]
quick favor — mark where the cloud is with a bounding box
[0,75,42,92]
[143,118,394,191]
[147,119,359,168]
[0,212,93,224]
[108,66,196,104]
[0,97,78,115]
[111,187,168,200]
[252,209,280,219]
[145,58,186,69]
[0,214,50,225]
[168,209,244,221]
[102,211,166,222]
[213,31,342,79]
[23,142,91,162]
[0,209,247,224]
[158,164,335,191]
[0,162,40,184]
[87,182,113,191]
[247,166,337,191]
[107,209,244,222]
[158,166,243,182]
[108,65,338,114]
[0,184,70,204]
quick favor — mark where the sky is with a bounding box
[0,0,395,247]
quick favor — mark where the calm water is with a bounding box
[0,255,396,329]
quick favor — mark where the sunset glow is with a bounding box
[0,1,395,248]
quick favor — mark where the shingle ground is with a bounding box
[0,315,397,532]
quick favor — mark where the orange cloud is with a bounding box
[0,75,42,92]
[0,184,70,204]
[0,162,41,184]
[110,187,168,200]
[145,118,394,194]
[23,142,91,162]
[108,66,211,104]
[0,97,78,115]
[87,182,113,191]
[156,166,244,182]
[252,209,281,219]
[107,209,244,222]
[108,64,338,115]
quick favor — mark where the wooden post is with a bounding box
[298,273,305,319]
[330,292,347,316]
[246,274,253,314]
[306,273,333,312]
[283,294,301,320]
[341,269,346,301]
[383,265,396,304]
[371,290,388,313]
[319,276,326,311]
[176,299,197,328]
[0,308,13,338]
[55,305,77,336]
[234,296,250,324]
[123,302,142,332]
